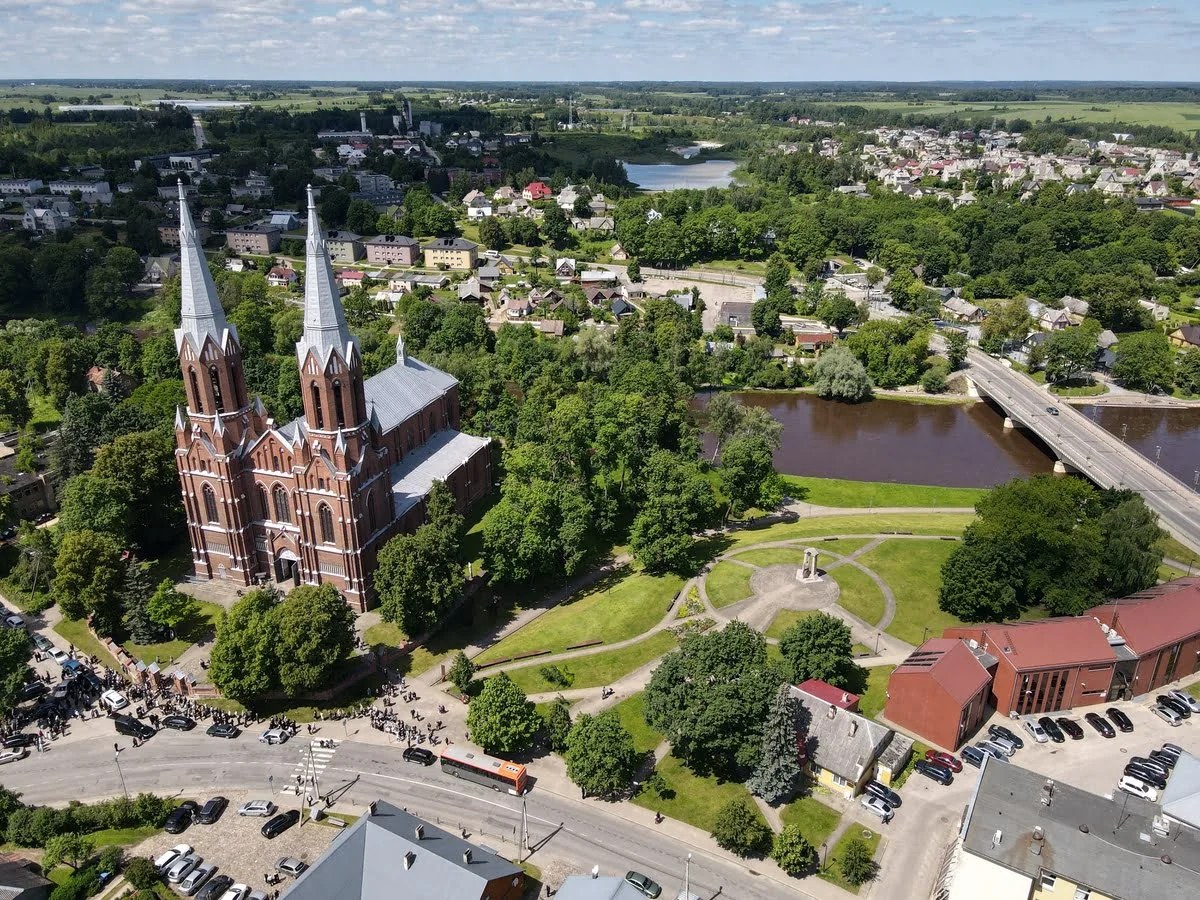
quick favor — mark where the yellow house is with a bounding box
[1169,325,1200,350]
[422,237,479,270]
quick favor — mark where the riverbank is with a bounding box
[726,386,976,406]
[781,475,986,508]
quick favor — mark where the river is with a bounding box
[624,159,738,191]
[1081,405,1200,490]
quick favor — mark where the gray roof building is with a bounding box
[556,875,651,900]
[791,685,905,789]
[0,858,53,900]
[282,800,524,900]
[1162,752,1200,832]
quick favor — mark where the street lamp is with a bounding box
[112,743,128,800]
[1155,445,1162,466]
[1193,470,1199,494]
[684,853,692,899]
[820,842,828,873]
[875,632,881,654]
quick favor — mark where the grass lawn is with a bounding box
[780,793,842,846]
[475,568,683,664]
[1159,535,1200,570]
[363,621,407,649]
[819,826,882,893]
[705,561,754,608]
[610,691,665,755]
[781,476,986,509]
[504,631,679,694]
[28,393,61,432]
[53,619,121,670]
[893,741,931,789]
[831,564,887,626]
[855,539,959,646]
[124,600,224,664]
[858,665,895,720]
[765,609,819,640]
[731,548,809,568]
[87,824,161,847]
[1160,563,1189,583]
[816,537,875,556]
[632,753,764,833]
[727,514,974,550]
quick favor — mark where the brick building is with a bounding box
[1088,579,1200,695]
[173,184,490,610]
[886,638,993,750]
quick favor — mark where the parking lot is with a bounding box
[134,791,343,897]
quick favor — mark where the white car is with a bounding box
[4,614,24,629]
[100,690,129,712]
[1167,689,1200,714]
[1152,705,1183,727]
[1118,775,1158,802]
[1022,718,1048,743]
[180,860,215,895]
[0,748,29,765]
[860,794,894,823]
[220,885,251,900]
[154,844,192,873]
[166,854,202,884]
[259,728,289,745]
[237,799,277,817]
[50,649,70,666]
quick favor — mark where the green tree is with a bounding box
[272,584,356,696]
[772,825,817,876]
[121,558,169,645]
[542,203,569,247]
[14,427,42,473]
[52,530,125,634]
[448,651,475,695]
[1113,330,1175,393]
[57,473,133,545]
[477,217,506,251]
[146,579,199,632]
[921,364,948,394]
[626,258,642,282]
[720,434,783,517]
[778,612,858,688]
[979,298,1032,353]
[764,253,792,302]
[946,331,968,370]
[208,587,280,703]
[42,833,94,870]
[1098,497,1165,598]
[1178,349,1200,396]
[711,799,772,857]
[345,199,379,234]
[629,450,719,573]
[839,837,879,886]
[465,672,541,755]
[0,627,31,714]
[747,685,803,804]
[816,292,859,334]
[546,696,573,753]
[937,539,1020,622]
[812,344,872,403]
[0,370,30,429]
[1043,322,1099,384]
[123,857,161,890]
[91,429,184,551]
[564,711,641,798]
[705,392,741,462]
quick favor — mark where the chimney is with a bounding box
[1042,779,1055,807]
[404,851,416,870]
[368,801,377,817]
[414,825,424,841]
[827,705,837,720]
[841,692,849,704]
[848,720,858,737]
[1030,826,1044,856]
[462,850,472,865]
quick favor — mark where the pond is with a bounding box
[624,159,738,191]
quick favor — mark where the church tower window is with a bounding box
[319,504,335,544]
[332,380,346,429]
[188,368,203,413]
[203,485,219,523]
[209,366,225,414]
[311,383,324,429]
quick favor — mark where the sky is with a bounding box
[1,0,1199,82]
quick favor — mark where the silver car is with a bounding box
[154,844,193,873]
[237,799,277,817]
[1022,717,1048,743]
[1167,689,1200,714]
[167,854,202,884]
[180,861,215,896]
[860,794,893,823]
[1152,705,1183,727]
[275,857,308,878]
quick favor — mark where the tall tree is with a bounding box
[545,696,573,753]
[945,331,969,371]
[272,584,356,696]
[447,651,476,695]
[720,434,783,518]
[564,711,641,798]
[56,473,134,545]
[121,559,169,645]
[209,587,280,704]
[629,450,718,573]
[52,531,125,635]
[778,612,859,688]
[772,825,817,876]
[1113,330,1175,393]
[147,579,200,633]
[91,429,185,551]
[747,685,804,805]
[812,344,872,403]
[0,627,31,714]
[710,799,772,857]
[465,672,541,755]
[1043,320,1100,384]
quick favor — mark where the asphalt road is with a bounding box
[3,727,820,900]
[967,349,1200,552]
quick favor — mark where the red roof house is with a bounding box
[885,639,992,749]
[522,181,552,201]
[795,679,859,711]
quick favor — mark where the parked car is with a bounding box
[914,760,953,785]
[275,857,308,878]
[162,715,196,731]
[924,749,963,773]
[196,796,228,825]
[1150,749,1177,770]
[989,736,1018,757]
[1117,775,1158,802]
[1055,717,1084,740]
[1152,705,1183,727]
[31,634,53,653]
[863,780,902,807]
[206,723,240,739]
[1161,743,1184,763]
[1129,756,1170,779]
[624,871,663,898]
[100,690,129,712]
[154,844,192,873]
[860,795,894,822]
[247,892,267,900]
[960,746,987,768]
[167,854,202,884]
[2,734,36,749]
[1037,717,1065,743]
[975,741,1010,761]
[1124,764,1167,791]
[1156,695,1191,719]
[49,649,70,666]
[1022,718,1049,743]
[219,884,251,900]
[238,800,276,817]
[1084,712,1115,738]
[261,810,300,839]
[1106,708,1134,733]
[112,714,156,741]
[4,614,24,629]
[402,747,436,766]
[1166,689,1200,714]
[190,869,227,898]
[259,728,290,745]
[17,681,47,702]
[987,724,1024,749]
[0,748,29,765]
[165,801,199,834]
[182,864,217,896]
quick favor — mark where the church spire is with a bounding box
[296,184,355,367]
[174,180,233,353]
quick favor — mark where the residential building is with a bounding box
[389,273,449,293]
[21,207,69,234]
[282,800,523,900]
[466,195,493,219]
[941,297,984,323]
[47,180,112,204]
[1138,298,1171,322]
[267,266,298,288]
[556,874,647,899]
[325,230,364,263]
[353,172,393,195]
[792,683,912,799]
[457,278,489,304]
[364,234,420,266]
[173,185,491,609]
[932,759,1200,900]
[422,237,479,270]
[1025,299,1071,331]
[554,258,577,278]
[0,440,57,521]
[269,211,300,231]
[1087,579,1200,695]
[1169,325,1200,350]
[0,858,53,900]
[225,224,281,255]
[886,639,994,750]
[795,678,860,711]
[86,366,135,394]
[145,254,179,284]
[522,181,552,201]
[0,178,44,196]
[159,221,209,248]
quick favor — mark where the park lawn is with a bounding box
[819,826,882,893]
[365,619,479,679]
[731,548,809,568]
[53,619,121,671]
[27,393,61,432]
[124,600,224,664]
[475,568,682,664]
[858,665,895,720]
[503,631,679,694]
[632,753,764,834]
[817,537,875,556]
[87,824,162,847]
[1158,535,1200,570]
[364,621,407,649]
[727,514,974,550]
[705,561,754,609]
[610,691,665,755]
[780,793,841,846]
[765,609,819,640]
[855,539,959,646]
[1160,563,1189,583]
[831,564,887,626]
[781,476,986,509]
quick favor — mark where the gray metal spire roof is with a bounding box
[296,184,357,368]
[174,180,234,353]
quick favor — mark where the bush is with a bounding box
[123,856,161,890]
[538,664,574,688]
[48,866,101,900]
[96,845,123,876]
[839,838,879,886]
[771,825,817,876]
[711,799,772,857]
[4,794,173,848]
[921,364,948,394]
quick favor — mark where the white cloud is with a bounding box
[751,24,782,36]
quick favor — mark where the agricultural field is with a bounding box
[812,98,1200,130]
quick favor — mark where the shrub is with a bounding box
[538,664,574,687]
[96,845,123,876]
[123,857,162,890]
[771,825,817,876]
[48,866,101,900]
[711,799,772,857]
[839,837,879,886]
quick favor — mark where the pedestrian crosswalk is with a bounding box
[280,740,338,795]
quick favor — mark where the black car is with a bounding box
[1129,756,1170,779]
[913,760,953,785]
[1055,717,1085,740]
[112,714,156,741]
[17,681,48,703]
[196,874,233,900]
[1150,749,1177,770]
[1037,717,1065,744]
[164,801,199,834]
[205,723,240,739]
[863,780,902,807]
[261,810,300,839]
[987,724,1024,750]
[1156,695,1191,719]
[960,746,987,768]
[2,733,37,749]
[402,747,436,766]
[1125,764,1167,791]
[196,796,228,825]
[1084,712,1115,738]
[1106,708,1134,733]
[161,715,196,731]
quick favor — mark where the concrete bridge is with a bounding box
[966,349,1200,554]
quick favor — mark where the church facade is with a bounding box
[173,184,491,610]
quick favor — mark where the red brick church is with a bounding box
[172,184,491,610]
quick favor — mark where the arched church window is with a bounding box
[209,366,225,414]
[332,379,346,429]
[273,485,292,524]
[258,485,269,520]
[319,504,335,544]
[203,485,219,524]
[365,490,377,533]
[311,383,325,429]
[188,368,203,413]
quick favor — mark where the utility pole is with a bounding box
[684,853,692,899]
[112,744,128,800]
[520,798,529,861]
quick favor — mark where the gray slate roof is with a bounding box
[363,354,459,435]
[791,685,896,784]
[389,429,491,518]
[296,185,357,369]
[282,800,522,900]
[175,181,237,354]
[1162,751,1200,830]
[556,875,651,900]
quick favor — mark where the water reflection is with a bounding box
[1082,405,1200,488]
